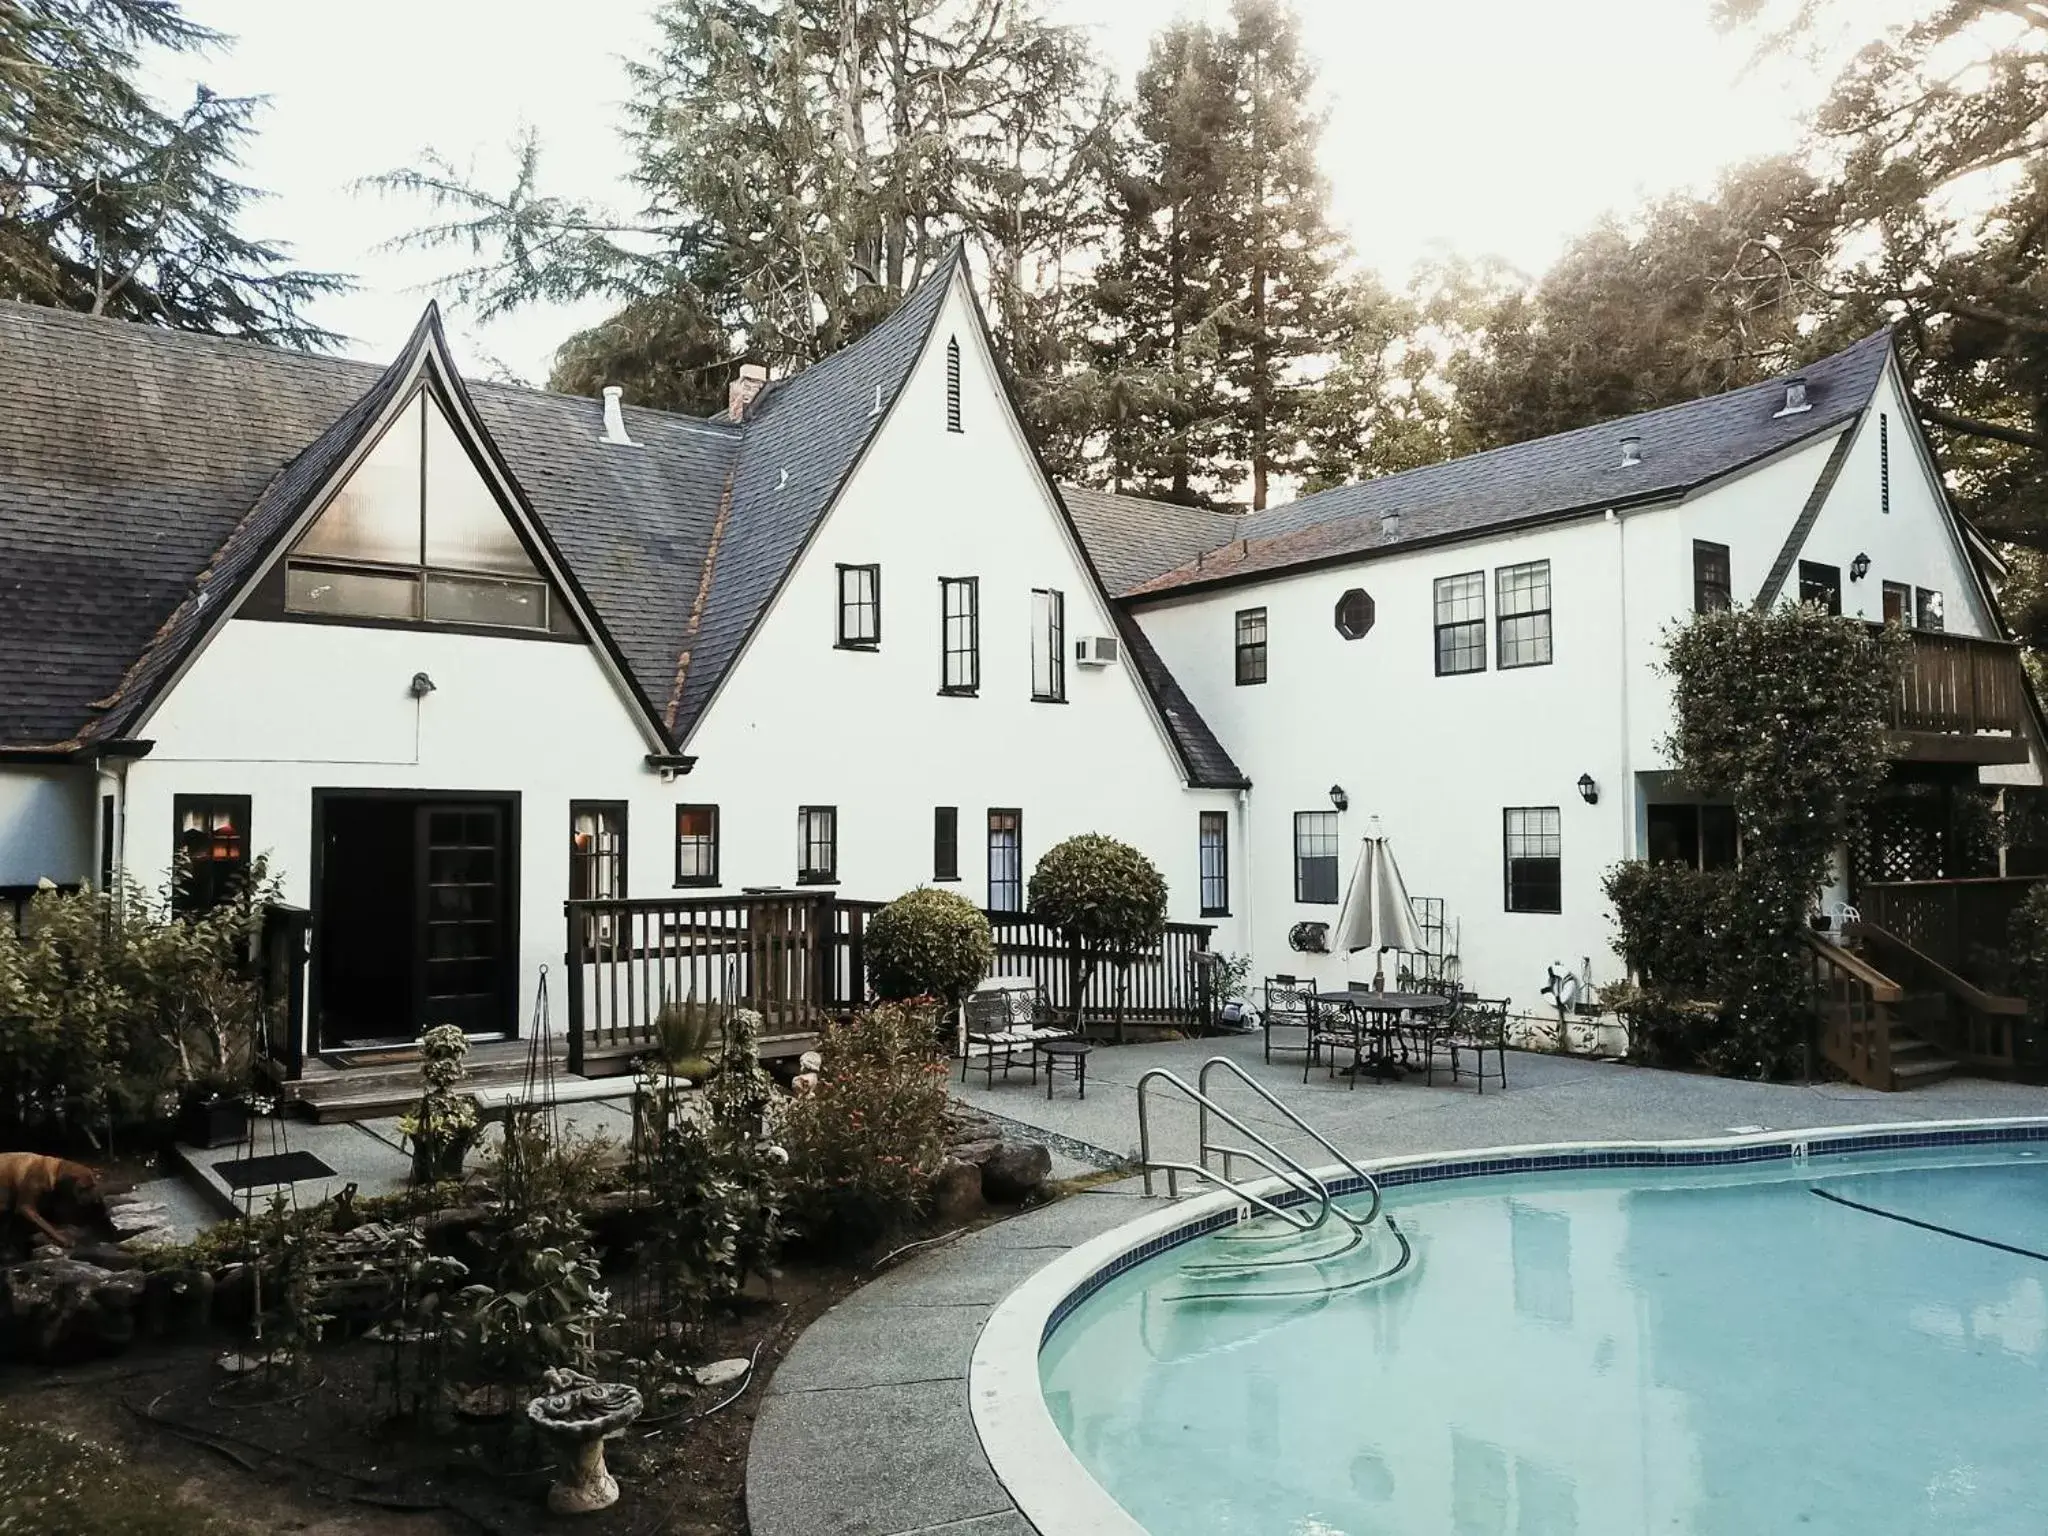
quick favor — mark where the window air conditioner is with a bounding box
[1074,635,1120,668]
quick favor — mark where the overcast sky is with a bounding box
[142,0,1876,385]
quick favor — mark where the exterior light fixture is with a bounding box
[1849,552,1872,582]
[409,671,437,698]
[1329,785,1349,812]
[1576,773,1598,805]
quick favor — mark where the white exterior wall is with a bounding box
[0,764,96,887]
[682,276,1240,936]
[125,620,659,1033]
[1133,380,2020,1005]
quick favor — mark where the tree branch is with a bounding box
[1914,396,2048,451]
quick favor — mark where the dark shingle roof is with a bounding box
[1117,330,1896,599]
[1060,483,1245,595]
[1111,610,1249,789]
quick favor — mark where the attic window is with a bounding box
[283,391,554,632]
[1334,588,1375,640]
[945,336,962,433]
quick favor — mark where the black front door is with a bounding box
[315,793,517,1049]
[417,803,511,1034]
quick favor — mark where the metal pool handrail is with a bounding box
[1135,1066,1335,1232]
[1196,1055,1384,1229]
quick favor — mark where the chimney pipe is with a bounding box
[1379,512,1401,540]
[1620,434,1642,467]
[600,385,635,446]
[729,362,769,422]
[1775,376,1811,417]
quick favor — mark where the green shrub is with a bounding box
[399,1025,480,1185]
[1603,862,1743,991]
[652,996,718,1078]
[2009,885,2048,1059]
[775,1002,950,1253]
[865,887,993,1006]
[1028,834,1167,1033]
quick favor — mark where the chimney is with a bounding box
[1620,434,1642,468]
[1379,512,1401,541]
[1775,375,1811,417]
[729,362,769,422]
[600,386,636,447]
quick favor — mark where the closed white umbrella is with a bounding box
[1333,823,1426,988]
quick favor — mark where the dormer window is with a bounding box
[283,391,556,632]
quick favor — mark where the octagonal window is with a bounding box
[1334,587,1375,640]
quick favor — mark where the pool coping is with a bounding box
[969,1114,2048,1536]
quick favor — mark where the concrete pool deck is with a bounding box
[744,1038,2048,1536]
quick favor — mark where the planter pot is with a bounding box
[178,1097,250,1150]
[410,1138,471,1186]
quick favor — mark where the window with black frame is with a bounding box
[1916,587,1944,632]
[1692,541,1731,613]
[1199,811,1230,916]
[1496,560,1552,667]
[836,563,879,648]
[940,577,979,694]
[1798,560,1841,614]
[987,809,1022,911]
[173,795,251,913]
[1293,811,1339,904]
[1882,580,1911,626]
[1434,571,1485,674]
[1504,807,1562,912]
[570,802,626,901]
[797,806,837,884]
[1235,607,1268,685]
[1032,588,1065,701]
[934,807,959,881]
[1646,804,1738,871]
[674,804,718,886]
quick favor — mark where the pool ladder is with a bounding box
[1136,1056,1384,1239]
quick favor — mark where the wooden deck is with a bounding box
[1886,630,2031,764]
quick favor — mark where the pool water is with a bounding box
[1039,1149,2048,1535]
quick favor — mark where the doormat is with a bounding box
[212,1151,337,1190]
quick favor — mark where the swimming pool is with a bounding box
[975,1124,2048,1536]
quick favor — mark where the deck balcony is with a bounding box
[1885,630,2033,765]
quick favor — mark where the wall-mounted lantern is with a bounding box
[1329,785,1349,812]
[1849,552,1872,582]
[1576,773,1599,805]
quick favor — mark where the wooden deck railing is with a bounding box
[1860,876,2045,984]
[1806,929,1902,1090]
[1850,918,2024,1076]
[1887,630,2028,738]
[563,891,1215,1074]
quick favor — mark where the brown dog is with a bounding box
[0,1153,102,1249]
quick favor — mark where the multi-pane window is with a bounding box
[940,577,979,694]
[1798,560,1841,615]
[934,807,959,881]
[1692,541,1731,614]
[1032,588,1066,702]
[1882,581,1911,626]
[1199,811,1230,916]
[945,336,962,432]
[675,804,719,886]
[1496,560,1552,668]
[285,391,551,631]
[797,806,837,884]
[987,809,1022,912]
[172,794,251,914]
[1293,811,1339,905]
[1235,608,1268,686]
[1646,804,1738,872]
[1916,587,1945,632]
[1434,572,1486,675]
[836,563,879,648]
[570,802,626,901]
[1504,807,1562,913]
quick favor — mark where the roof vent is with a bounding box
[600,386,636,447]
[1379,512,1401,541]
[1775,376,1811,417]
[729,362,769,422]
[1620,434,1642,467]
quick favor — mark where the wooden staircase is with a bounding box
[1809,923,2026,1091]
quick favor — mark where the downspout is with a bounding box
[1237,785,1253,970]
[1610,506,1633,865]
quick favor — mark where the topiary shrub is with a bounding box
[2009,885,2048,1063]
[1028,834,1168,1039]
[865,887,993,1008]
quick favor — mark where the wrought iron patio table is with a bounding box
[1313,991,1452,1080]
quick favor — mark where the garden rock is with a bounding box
[118,1226,180,1253]
[0,1258,145,1361]
[691,1358,750,1389]
[980,1141,1051,1203]
[947,1137,1002,1166]
[65,1242,141,1271]
[933,1158,984,1224]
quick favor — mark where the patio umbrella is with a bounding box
[1332,823,1426,989]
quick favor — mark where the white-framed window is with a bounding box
[1496,560,1553,668]
[1031,588,1065,701]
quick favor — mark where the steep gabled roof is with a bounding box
[1117,330,1897,600]
[1060,483,1245,595]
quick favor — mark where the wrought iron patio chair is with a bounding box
[1401,977,1462,1086]
[1449,996,1511,1094]
[1307,995,1368,1089]
[1262,975,1316,1064]
[960,980,1068,1089]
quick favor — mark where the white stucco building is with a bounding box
[1,250,2037,1071]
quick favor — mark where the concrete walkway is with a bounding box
[745,1041,2048,1536]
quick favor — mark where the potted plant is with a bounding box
[402,1025,482,1185]
[177,1073,252,1148]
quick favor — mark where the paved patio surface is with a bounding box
[746,1042,2048,1536]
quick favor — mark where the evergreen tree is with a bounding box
[0,0,341,345]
